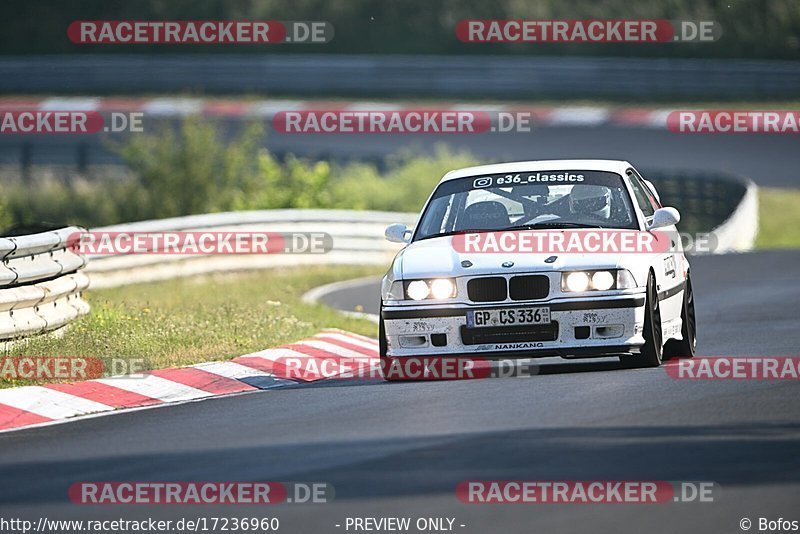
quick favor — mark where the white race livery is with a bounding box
[380,159,696,369]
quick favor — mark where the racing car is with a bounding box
[379,159,696,370]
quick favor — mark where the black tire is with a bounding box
[622,273,663,368]
[378,305,400,381]
[379,310,387,358]
[663,274,697,360]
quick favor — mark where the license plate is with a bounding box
[467,307,551,328]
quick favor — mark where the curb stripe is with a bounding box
[242,347,315,362]
[142,98,203,116]
[232,351,315,382]
[280,343,375,381]
[0,330,378,432]
[93,375,213,403]
[192,362,296,390]
[548,106,610,126]
[0,404,52,430]
[249,100,306,117]
[191,361,279,380]
[327,329,380,346]
[149,367,257,395]
[0,386,113,420]
[292,340,372,360]
[202,101,252,117]
[313,333,379,355]
[39,97,100,111]
[95,98,147,112]
[345,102,404,112]
[0,98,46,110]
[43,381,162,408]
[0,97,676,130]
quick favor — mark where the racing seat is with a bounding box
[457,201,511,230]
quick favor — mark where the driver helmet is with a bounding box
[569,185,611,219]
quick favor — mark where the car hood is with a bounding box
[397,235,632,279]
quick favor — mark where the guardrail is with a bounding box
[0,227,89,342]
[85,210,416,289]
[1,55,799,98]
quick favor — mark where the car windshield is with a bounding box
[414,170,639,241]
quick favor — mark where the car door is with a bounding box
[626,168,684,323]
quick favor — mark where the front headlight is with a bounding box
[561,269,636,292]
[430,278,456,299]
[564,271,590,292]
[406,280,431,300]
[591,271,615,291]
[403,278,457,300]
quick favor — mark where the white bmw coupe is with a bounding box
[380,159,696,369]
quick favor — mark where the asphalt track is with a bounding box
[1,124,799,188]
[0,250,798,533]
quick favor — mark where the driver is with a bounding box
[569,185,611,220]
[521,184,551,220]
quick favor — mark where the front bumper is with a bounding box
[381,294,647,359]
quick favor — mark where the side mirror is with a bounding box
[647,207,681,231]
[385,223,411,243]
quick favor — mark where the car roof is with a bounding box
[441,159,633,182]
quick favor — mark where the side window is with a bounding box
[626,170,656,217]
[641,180,662,209]
[419,195,452,236]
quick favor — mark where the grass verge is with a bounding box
[756,188,800,249]
[1,265,382,389]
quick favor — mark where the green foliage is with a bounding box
[0,197,11,231]
[113,117,266,219]
[755,188,800,249]
[1,175,146,230]
[331,148,480,212]
[0,117,479,228]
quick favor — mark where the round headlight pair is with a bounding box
[564,270,616,292]
[406,279,456,300]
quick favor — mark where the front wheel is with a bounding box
[379,307,387,358]
[622,273,663,368]
[663,274,697,360]
[378,306,401,381]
